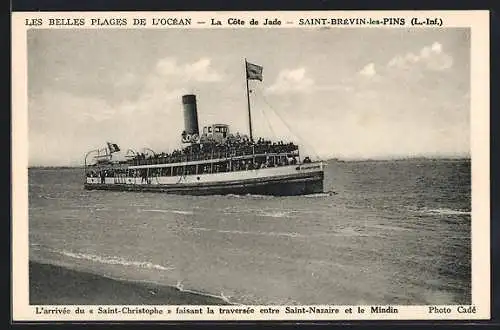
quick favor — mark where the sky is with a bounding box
[27,28,470,166]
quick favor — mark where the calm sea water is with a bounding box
[29,159,471,305]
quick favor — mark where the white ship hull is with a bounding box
[84,162,325,196]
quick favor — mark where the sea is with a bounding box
[28,158,471,305]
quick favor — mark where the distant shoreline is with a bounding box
[29,261,230,305]
[333,157,471,163]
[28,157,471,169]
[29,166,85,170]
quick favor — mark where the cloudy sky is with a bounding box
[28,28,470,166]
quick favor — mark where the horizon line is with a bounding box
[28,155,471,169]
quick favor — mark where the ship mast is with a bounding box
[245,58,253,141]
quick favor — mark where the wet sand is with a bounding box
[29,261,228,305]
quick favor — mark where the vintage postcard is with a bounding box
[12,10,489,321]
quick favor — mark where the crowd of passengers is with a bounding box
[129,137,299,166]
[86,153,310,179]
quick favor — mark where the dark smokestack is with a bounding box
[182,94,199,136]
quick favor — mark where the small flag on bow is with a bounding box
[107,142,120,153]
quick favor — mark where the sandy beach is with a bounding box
[29,261,229,305]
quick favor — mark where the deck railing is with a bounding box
[128,146,299,167]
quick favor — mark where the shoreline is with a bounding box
[29,261,230,305]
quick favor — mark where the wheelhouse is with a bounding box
[203,124,229,141]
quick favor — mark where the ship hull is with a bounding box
[84,164,325,196]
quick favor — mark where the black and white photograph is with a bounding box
[12,11,489,321]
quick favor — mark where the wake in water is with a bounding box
[224,193,275,200]
[223,207,328,218]
[221,207,292,218]
[33,245,175,271]
[412,207,471,216]
[304,191,337,198]
[189,227,303,238]
[224,191,336,199]
[38,194,61,200]
[258,210,293,218]
[175,281,236,305]
[139,209,194,215]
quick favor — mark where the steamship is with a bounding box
[83,60,325,196]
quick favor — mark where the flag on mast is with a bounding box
[246,61,263,81]
[107,142,121,153]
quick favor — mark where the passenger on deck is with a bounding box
[127,135,299,167]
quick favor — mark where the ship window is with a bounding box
[161,167,167,176]
[208,127,212,133]
[186,165,196,175]
[213,161,230,173]
[160,167,171,176]
[199,164,212,174]
[203,127,207,134]
[173,166,183,176]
